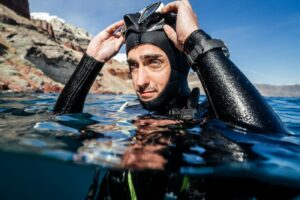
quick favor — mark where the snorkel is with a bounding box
[123,2,191,113]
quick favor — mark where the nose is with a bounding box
[136,66,150,88]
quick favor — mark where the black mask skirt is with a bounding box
[125,27,191,113]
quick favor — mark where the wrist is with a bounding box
[86,49,104,63]
[183,29,211,54]
[183,29,229,68]
[181,26,199,45]
[81,53,105,66]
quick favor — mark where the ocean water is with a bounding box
[0,92,300,199]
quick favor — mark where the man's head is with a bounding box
[124,11,190,112]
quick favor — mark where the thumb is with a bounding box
[114,37,124,51]
[163,25,180,49]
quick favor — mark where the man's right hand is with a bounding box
[86,20,124,62]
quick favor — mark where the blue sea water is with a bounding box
[0,92,300,199]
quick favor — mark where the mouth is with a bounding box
[137,90,156,100]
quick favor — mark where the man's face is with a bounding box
[127,44,171,102]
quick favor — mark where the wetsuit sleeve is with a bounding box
[184,30,287,133]
[54,53,104,113]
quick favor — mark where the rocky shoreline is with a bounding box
[188,73,300,97]
[0,2,134,94]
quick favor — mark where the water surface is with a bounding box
[0,93,300,199]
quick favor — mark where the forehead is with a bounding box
[127,44,168,60]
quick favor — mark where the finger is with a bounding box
[182,0,192,9]
[161,1,179,14]
[163,25,179,48]
[114,31,122,37]
[93,20,124,40]
[114,37,124,51]
[105,19,125,34]
[121,34,125,43]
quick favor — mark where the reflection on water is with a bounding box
[1,93,300,199]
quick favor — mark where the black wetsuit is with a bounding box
[54,29,287,134]
[54,29,289,200]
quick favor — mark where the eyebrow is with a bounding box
[127,54,163,64]
[126,59,136,64]
[141,54,163,60]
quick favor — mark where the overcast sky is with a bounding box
[29,0,300,85]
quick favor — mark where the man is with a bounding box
[54,0,287,134]
[54,1,289,199]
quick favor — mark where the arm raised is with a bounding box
[163,0,287,133]
[54,20,124,113]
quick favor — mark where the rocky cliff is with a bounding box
[255,84,300,97]
[0,3,133,94]
[187,72,300,97]
[0,0,30,18]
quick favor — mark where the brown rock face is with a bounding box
[32,19,56,40]
[0,0,30,19]
[0,3,133,94]
[63,41,85,53]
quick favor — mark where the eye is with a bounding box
[151,59,160,64]
[148,59,162,69]
[128,62,139,72]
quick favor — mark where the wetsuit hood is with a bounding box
[124,13,191,113]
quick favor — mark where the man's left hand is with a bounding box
[162,0,199,51]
